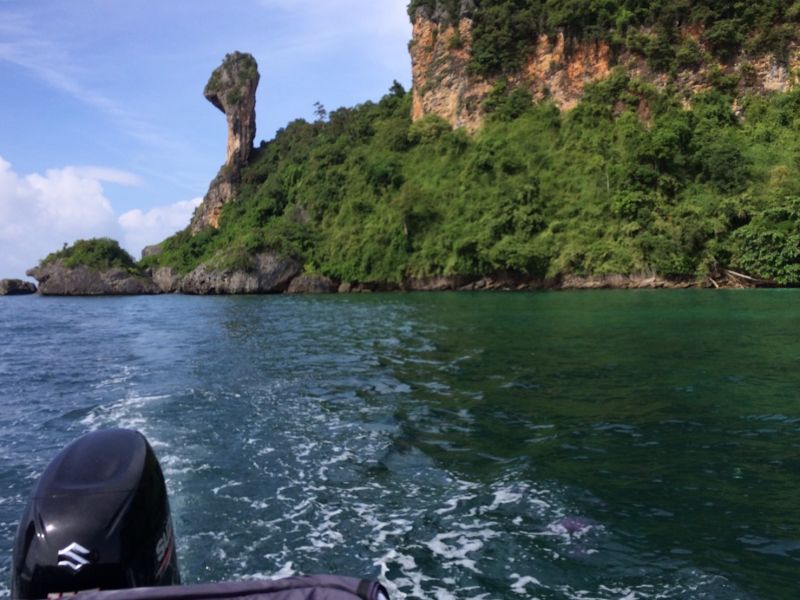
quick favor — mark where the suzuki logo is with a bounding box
[57,542,91,572]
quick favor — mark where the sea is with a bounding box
[0,290,798,599]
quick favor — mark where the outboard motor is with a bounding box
[11,429,180,598]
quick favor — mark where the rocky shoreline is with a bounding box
[16,257,775,297]
[26,263,159,295]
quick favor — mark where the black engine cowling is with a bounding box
[11,429,180,598]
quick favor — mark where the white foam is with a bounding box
[282,497,313,520]
[434,493,475,515]
[598,585,638,599]
[510,573,541,594]
[376,549,428,600]
[245,561,297,582]
[159,454,207,477]
[80,393,170,431]
[425,529,499,574]
[211,481,243,495]
[294,441,318,460]
[431,587,457,600]
[485,488,523,511]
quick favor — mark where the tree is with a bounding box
[313,101,327,123]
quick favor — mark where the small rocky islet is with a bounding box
[0,279,37,296]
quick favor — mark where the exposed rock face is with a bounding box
[0,279,36,295]
[191,52,260,232]
[410,6,491,132]
[150,267,182,293]
[26,262,159,296]
[286,274,337,294]
[141,244,163,259]
[558,274,698,289]
[190,174,237,232]
[403,275,473,291]
[180,253,301,294]
[410,5,800,130]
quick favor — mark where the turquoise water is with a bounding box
[0,291,799,599]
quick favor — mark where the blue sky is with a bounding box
[0,0,412,278]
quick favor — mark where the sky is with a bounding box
[0,0,413,279]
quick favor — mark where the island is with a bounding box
[0,279,36,296]
[25,1,800,294]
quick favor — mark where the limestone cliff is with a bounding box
[191,52,260,232]
[410,3,800,131]
[410,3,490,131]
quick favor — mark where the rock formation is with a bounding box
[191,52,260,232]
[26,263,159,296]
[141,243,163,259]
[410,2,490,132]
[286,274,337,294]
[410,2,800,131]
[179,253,301,294]
[149,267,182,293]
[0,279,37,295]
[25,255,313,296]
[204,51,260,168]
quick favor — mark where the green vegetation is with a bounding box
[205,52,258,98]
[42,238,142,274]
[409,0,800,76]
[142,76,800,285]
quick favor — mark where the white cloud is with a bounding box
[71,167,143,187]
[118,197,201,257]
[0,157,197,279]
[0,157,119,278]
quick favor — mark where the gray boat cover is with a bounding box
[68,576,389,600]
